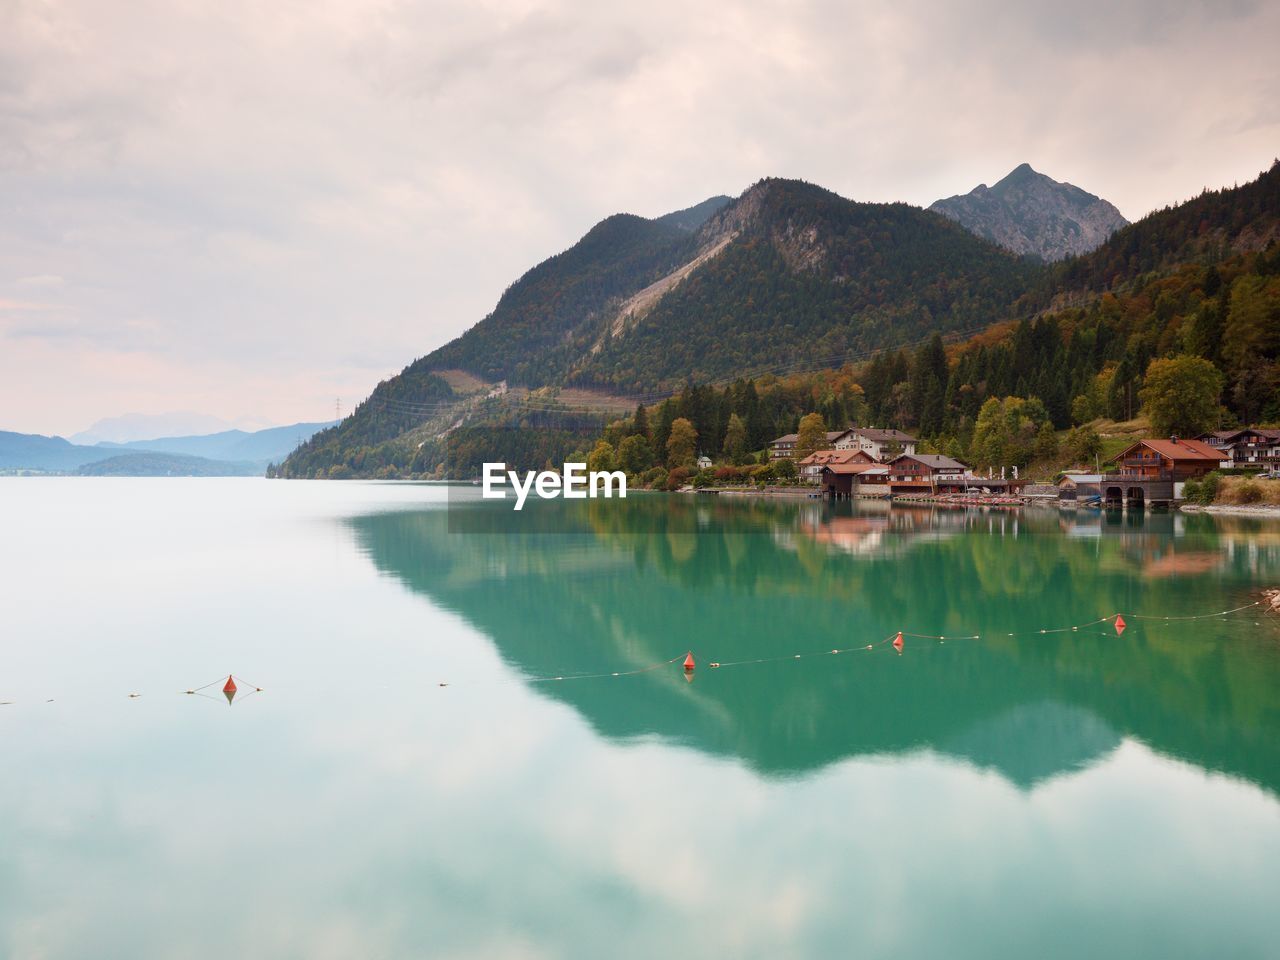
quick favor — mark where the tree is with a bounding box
[794,412,830,459]
[1223,275,1280,376]
[723,413,749,464]
[1138,355,1225,437]
[666,417,697,469]
[971,397,1007,468]
[773,456,798,480]
[1070,393,1095,426]
[632,403,650,439]
[617,434,654,475]
[586,440,615,474]
[1034,421,1058,460]
[1065,425,1102,464]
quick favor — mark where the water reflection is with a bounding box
[351,497,1280,793]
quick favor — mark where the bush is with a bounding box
[1199,471,1221,505]
[640,466,667,489]
[691,469,716,489]
[715,465,744,482]
[665,467,691,490]
[1235,480,1263,504]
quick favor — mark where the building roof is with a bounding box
[1198,428,1280,442]
[849,427,916,443]
[889,453,968,470]
[1116,438,1223,461]
[797,449,872,466]
[1057,474,1105,484]
[821,462,885,476]
[771,429,852,445]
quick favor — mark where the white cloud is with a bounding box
[2,0,1278,434]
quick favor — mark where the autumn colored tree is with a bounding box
[1138,356,1224,437]
[586,440,616,474]
[666,417,698,469]
[794,412,830,459]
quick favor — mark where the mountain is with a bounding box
[929,163,1128,261]
[1,420,336,474]
[0,431,112,472]
[423,196,730,385]
[386,181,1032,392]
[281,161,1280,479]
[70,412,243,445]
[74,452,260,477]
[95,421,337,464]
[573,178,1034,390]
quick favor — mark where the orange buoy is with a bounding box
[683,652,695,671]
[223,675,237,694]
[892,632,904,652]
[1114,614,1126,636]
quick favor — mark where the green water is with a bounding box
[2,479,1279,958]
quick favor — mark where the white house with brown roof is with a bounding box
[835,428,917,461]
[768,429,854,459]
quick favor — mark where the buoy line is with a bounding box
[0,602,1270,705]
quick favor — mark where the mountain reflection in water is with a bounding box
[350,496,1280,793]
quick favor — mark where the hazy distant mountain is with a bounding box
[929,163,1128,261]
[70,411,274,445]
[95,421,338,464]
[0,431,110,472]
[74,452,260,477]
[1,420,336,474]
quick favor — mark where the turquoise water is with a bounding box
[2,479,1279,958]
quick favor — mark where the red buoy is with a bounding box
[683,652,696,671]
[1114,615,1127,636]
[223,675,237,694]
[892,632,904,652]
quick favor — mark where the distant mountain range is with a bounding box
[929,163,1129,261]
[69,411,275,445]
[1,420,336,475]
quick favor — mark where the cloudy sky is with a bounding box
[2,0,1278,436]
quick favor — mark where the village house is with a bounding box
[696,454,713,470]
[796,448,875,484]
[834,428,917,461]
[1113,437,1223,481]
[819,462,888,499]
[1195,428,1280,472]
[1057,473,1105,504]
[883,453,968,493]
[768,429,853,459]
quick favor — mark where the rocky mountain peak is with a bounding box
[930,164,1128,261]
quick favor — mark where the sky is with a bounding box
[2,0,1278,437]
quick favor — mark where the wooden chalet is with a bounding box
[1112,437,1223,481]
[884,453,969,493]
[796,448,874,484]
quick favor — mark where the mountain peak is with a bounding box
[929,165,1128,260]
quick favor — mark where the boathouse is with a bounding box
[819,462,887,498]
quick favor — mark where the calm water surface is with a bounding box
[2,478,1280,959]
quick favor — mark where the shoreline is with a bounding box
[1178,503,1280,519]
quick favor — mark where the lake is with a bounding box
[2,478,1279,959]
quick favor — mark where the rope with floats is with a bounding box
[0,602,1272,705]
